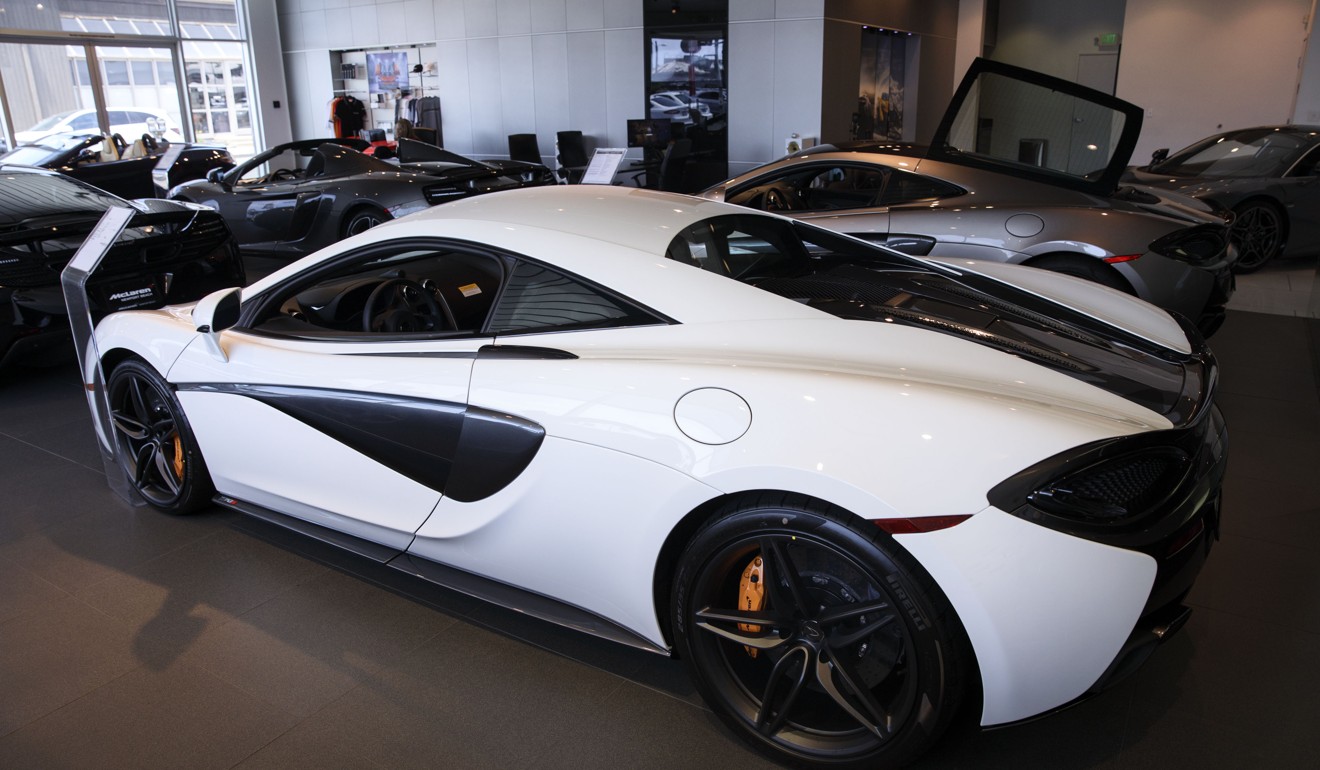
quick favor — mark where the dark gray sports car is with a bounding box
[1124,125,1320,272]
[0,133,233,200]
[168,138,553,259]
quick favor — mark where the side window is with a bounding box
[666,214,810,280]
[875,170,963,206]
[1289,146,1320,177]
[249,245,505,338]
[69,112,99,130]
[489,261,660,334]
[728,164,888,213]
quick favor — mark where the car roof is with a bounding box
[248,186,830,325]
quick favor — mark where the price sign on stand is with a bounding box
[151,143,187,196]
[581,148,628,185]
[60,206,142,505]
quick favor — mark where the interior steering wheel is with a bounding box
[762,186,799,212]
[269,168,298,182]
[362,278,455,333]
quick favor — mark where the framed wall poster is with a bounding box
[367,51,409,94]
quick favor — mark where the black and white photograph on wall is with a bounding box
[855,29,906,141]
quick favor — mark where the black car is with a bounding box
[0,133,234,200]
[0,164,245,369]
[1124,125,1320,272]
[169,139,555,259]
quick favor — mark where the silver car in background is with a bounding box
[702,59,1238,336]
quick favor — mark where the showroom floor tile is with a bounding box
[0,308,1316,769]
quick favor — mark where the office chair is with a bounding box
[556,130,590,183]
[508,133,542,164]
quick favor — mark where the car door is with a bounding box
[166,240,505,550]
[1280,143,1320,253]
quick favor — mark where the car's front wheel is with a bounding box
[1229,200,1285,274]
[672,495,969,769]
[106,358,213,514]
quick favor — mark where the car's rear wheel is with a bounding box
[1229,200,1284,274]
[342,206,390,238]
[106,358,213,514]
[672,495,968,769]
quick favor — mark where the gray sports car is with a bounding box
[1124,125,1320,273]
[168,138,552,259]
[702,59,1238,336]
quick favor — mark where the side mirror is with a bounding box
[1150,148,1169,164]
[192,287,241,362]
[206,166,228,185]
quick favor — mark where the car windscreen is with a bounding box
[0,171,123,225]
[1154,129,1312,178]
[0,145,63,166]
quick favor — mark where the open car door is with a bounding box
[927,57,1143,197]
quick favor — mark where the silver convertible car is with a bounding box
[702,59,1237,336]
[90,185,1224,769]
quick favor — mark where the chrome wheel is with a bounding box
[1230,201,1283,274]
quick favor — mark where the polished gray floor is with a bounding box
[0,309,1316,769]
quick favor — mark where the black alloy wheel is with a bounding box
[343,207,390,238]
[107,358,213,514]
[672,495,968,769]
[1229,201,1284,274]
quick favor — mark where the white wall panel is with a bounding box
[279,11,303,51]
[435,40,474,153]
[402,0,437,42]
[728,20,777,171]
[565,31,609,144]
[324,0,350,9]
[772,20,824,155]
[376,2,407,46]
[532,34,571,162]
[463,0,499,37]
[1117,0,1310,159]
[305,51,335,139]
[531,0,568,33]
[731,0,776,21]
[604,27,643,149]
[301,0,325,10]
[567,0,605,32]
[349,4,379,47]
[778,0,823,18]
[603,1,641,28]
[500,36,536,135]
[434,0,467,39]
[497,0,532,35]
[467,37,504,155]
[302,9,327,50]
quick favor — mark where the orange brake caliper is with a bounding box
[738,555,766,658]
[171,435,185,479]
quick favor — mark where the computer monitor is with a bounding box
[627,119,672,150]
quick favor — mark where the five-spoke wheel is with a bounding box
[107,359,213,514]
[673,497,967,769]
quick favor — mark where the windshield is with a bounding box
[1154,129,1314,177]
[25,110,75,132]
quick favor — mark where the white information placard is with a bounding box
[581,148,628,185]
[151,142,187,196]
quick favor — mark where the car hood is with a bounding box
[1121,167,1256,203]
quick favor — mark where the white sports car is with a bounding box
[92,185,1225,768]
